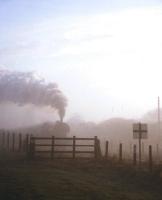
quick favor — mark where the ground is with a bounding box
[0,155,162,200]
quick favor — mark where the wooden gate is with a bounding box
[29,136,101,159]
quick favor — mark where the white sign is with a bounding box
[133,123,148,139]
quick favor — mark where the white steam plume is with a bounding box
[0,69,67,121]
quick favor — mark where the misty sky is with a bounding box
[0,0,162,121]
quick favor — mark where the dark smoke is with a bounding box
[0,69,67,121]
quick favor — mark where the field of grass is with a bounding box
[0,155,162,200]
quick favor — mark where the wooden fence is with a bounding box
[104,141,154,171]
[0,131,157,170]
[0,131,29,153]
[0,131,101,159]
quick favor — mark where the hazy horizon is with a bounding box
[0,0,162,122]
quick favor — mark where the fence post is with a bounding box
[7,132,10,151]
[25,134,29,154]
[0,131,1,150]
[2,131,5,150]
[142,142,145,156]
[12,132,15,152]
[119,143,123,162]
[18,133,22,152]
[29,136,35,159]
[133,144,137,166]
[156,144,159,164]
[94,136,98,159]
[97,139,102,159]
[105,140,109,159]
[51,136,55,159]
[149,145,153,172]
[73,136,76,159]
[0,131,1,148]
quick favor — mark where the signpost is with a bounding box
[133,123,148,166]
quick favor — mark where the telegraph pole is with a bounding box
[157,96,160,161]
[158,96,160,136]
